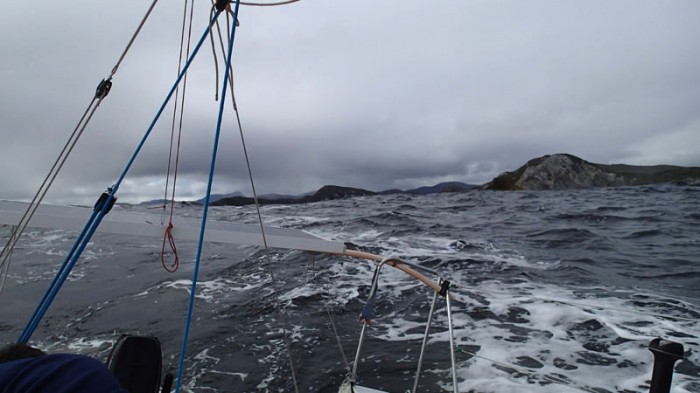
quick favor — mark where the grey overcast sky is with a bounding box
[1,0,699,203]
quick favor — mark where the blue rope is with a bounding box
[18,207,100,343]
[174,2,242,391]
[18,10,224,344]
[21,204,110,343]
[20,193,117,343]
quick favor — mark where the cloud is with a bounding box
[1,0,699,203]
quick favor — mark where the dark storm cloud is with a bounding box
[1,0,699,203]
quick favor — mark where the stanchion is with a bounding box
[648,338,684,393]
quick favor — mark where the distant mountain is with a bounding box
[258,193,302,200]
[193,192,244,204]
[139,198,168,206]
[378,188,404,195]
[213,185,376,207]
[405,181,477,194]
[146,154,700,206]
[211,182,480,206]
[138,199,201,207]
[484,153,700,190]
[139,192,246,206]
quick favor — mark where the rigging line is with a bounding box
[2,0,160,289]
[19,188,117,344]
[171,0,197,217]
[174,2,241,392]
[215,10,300,392]
[110,0,161,77]
[19,202,103,343]
[312,256,351,375]
[0,97,94,258]
[19,9,225,345]
[209,4,221,101]
[215,8,234,107]
[162,0,191,214]
[327,308,351,374]
[0,95,103,290]
[0,227,16,293]
[161,0,197,273]
[110,9,225,208]
[462,288,698,323]
[307,254,352,375]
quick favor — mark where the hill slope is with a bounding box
[484,154,700,190]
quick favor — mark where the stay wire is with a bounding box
[209,3,221,101]
[0,227,17,294]
[174,2,240,392]
[1,0,160,292]
[0,96,101,293]
[111,0,160,77]
[162,0,191,212]
[327,308,351,374]
[18,8,225,345]
[214,10,300,392]
[308,255,351,375]
[19,201,104,343]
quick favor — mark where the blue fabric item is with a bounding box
[0,354,127,393]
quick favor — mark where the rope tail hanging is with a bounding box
[160,0,197,273]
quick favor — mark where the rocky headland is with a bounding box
[484,153,700,190]
[212,185,374,206]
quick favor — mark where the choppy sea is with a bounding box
[1,184,699,392]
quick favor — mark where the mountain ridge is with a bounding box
[484,153,700,190]
[143,154,700,206]
[211,182,476,206]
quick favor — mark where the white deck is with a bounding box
[0,200,345,254]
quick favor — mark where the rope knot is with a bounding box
[161,222,180,272]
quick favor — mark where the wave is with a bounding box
[3,186,699,392]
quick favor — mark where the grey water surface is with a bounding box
[1,184,699,392]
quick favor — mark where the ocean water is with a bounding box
[1,184,699,392]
